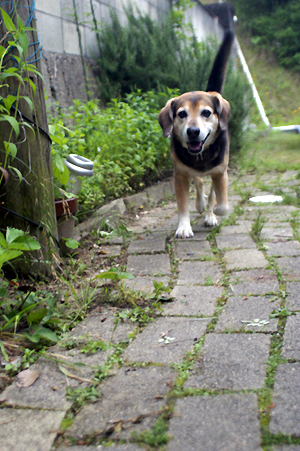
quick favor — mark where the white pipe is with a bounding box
[235,38,270,128]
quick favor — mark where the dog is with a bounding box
[158,30,234,238]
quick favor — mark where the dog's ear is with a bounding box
[210,92,230,131]
[158,98,177,138]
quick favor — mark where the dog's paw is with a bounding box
[176,224,194,238]
[204,213,218,227]
[213,203,229,217]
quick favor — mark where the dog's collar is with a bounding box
[186,132,211,157]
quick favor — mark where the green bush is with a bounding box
[223,63,252,154]
[233,0,300,72]
[49,91,178,216]
[95,6,216,101]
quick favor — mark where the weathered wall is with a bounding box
[35,0,225,107]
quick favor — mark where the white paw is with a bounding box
[213,203,229,217]
[204,213,218,227]
[196,195,207,214]
[176,223,194,238]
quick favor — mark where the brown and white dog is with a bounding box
[158,31,234,238]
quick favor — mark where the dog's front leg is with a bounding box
[174,172,193,238]
[212,171,229,217]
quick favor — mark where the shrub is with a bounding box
[233,0,300,72]
[49,91,178,216]
[94,6,216,102]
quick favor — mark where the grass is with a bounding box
[234,35,300,175]
[238,36,300,127]
[237,132,300,173]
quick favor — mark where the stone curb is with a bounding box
[73,178,174,241]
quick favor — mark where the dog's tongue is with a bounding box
[188,141,202,152]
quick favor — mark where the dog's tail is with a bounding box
[206,30,235,94]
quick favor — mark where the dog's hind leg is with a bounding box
[194,176,206,214]
[204,182,218,227]
[212,171,229,217]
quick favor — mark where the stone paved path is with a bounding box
[1,171,300,451]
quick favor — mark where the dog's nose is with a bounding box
[187,127,200,139]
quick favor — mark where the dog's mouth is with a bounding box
[187,133,210,155]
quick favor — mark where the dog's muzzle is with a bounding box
[186,127,210,155]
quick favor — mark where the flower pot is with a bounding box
[55,197,78,218]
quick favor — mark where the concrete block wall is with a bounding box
[36,0,172,58]
[35,0,224,107]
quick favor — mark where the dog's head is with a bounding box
[158,91,230,155]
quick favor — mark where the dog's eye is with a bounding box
[201,109,211,118]
[178,110,187,119]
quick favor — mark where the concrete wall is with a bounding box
[36,0,172,58]
[35,0,224,107]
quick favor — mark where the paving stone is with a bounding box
[0,408,66,451]
[244,206,297,222]
[174,239,213,260]
[124,275,170,294]
[94,244,122,257]
[273,447,300,451]
[182,222,211,240]
[276,257,300,280]
[281,314,300,360]
[127,254,171,276]
[270,363,300,435]
[177,260,222,285]
[0,346,111,409]
[162,285,223,316]
[127,236,166,254]
[261,226,293,241]
[229,269,279,295]
[218,222,252,235]
[185,334,271,390]
[216,233,256,250]
[67,366,176,440]
[224,249,268,270]
[158,215,178,233]
[68,309,135,344]
[266,241,300,257]
[124,317,209,364]
[286,282,300,310]
[59,445,141,451]
[214,296,280,332]
[166,394,262,451]
[101,236,124,246]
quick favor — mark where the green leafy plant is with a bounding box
[92,267,134,282]
[114,303,162,328]
[0,290,61,341]
[0,227,41,270]
[66,385,102,412]
[0,8,42,181]
[80,339,111,354]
